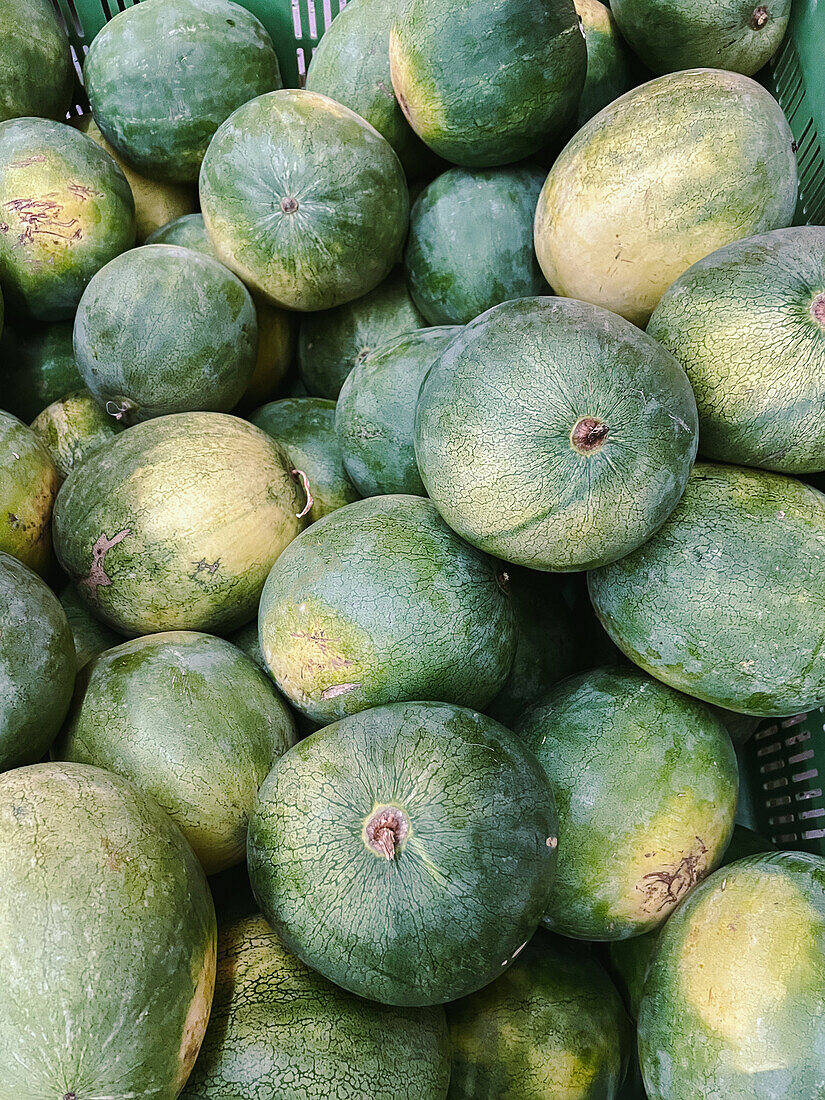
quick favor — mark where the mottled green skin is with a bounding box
[405,165,549,325]
[182,913,451,1098]
[415,297,698,571]
[58,583,120,671]
[612,0,789,76]
[84,0,282,185]
[248,701,557,1005]
[0,553,74,771]
[55,631,295,875]
[575,0,635,127]
[299,268,427,398]
[648,227,825,473]
[0,0,74,124]
[0,319,81,421]
[639,851,825,1099]
[53,412,305,636]
[389,0,586,167]
[0,762,217,1098]
[448,931,630,1099]
[589,463,825,716]
[336,325,460,497]
[0,409,58,575]
[0,118,136,322]
[250,398,359,522]
[306,0,428,176]
[258,494,516,723]
[31,390,122,480]
[74,244,257,423]
[200,90,409,312]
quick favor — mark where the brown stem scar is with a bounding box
[79,529,131,597]
[750,5,769,27]
[811,293,825,326]
[365,806,409,860]
[571,417,610,454]
[292,468,313,519]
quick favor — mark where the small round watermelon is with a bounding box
[0,0,75,124]
[31,390,123,481]
[59,582,121,672]
[0,409,59,576]
[574,0,635,127]
[0,318,81,421]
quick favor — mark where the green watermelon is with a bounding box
[0,0,75,124]
[248,700,557,1005]
[74,244,257,423]
[199,90,409,312]
[0,118,136,322]
[0,318,82,421]
[298,268,427,398]
[534,70,797,326]
[0,552,74,771]
[517,666,737,940]
[415,297,698,571]
[404,165,549,325]
[55,631,295,874]
[336,325,460,497]
[182,912,451,1098]
[447,931,630,1099]
[638,850,825,1099]
[647,227,825,474]
[258,494,516,723]
[84,0,282,185]
[0,409,59,575]
[0,762,216,1098]
[574,0,635,127]
[30,390,122,480]
[59,582,120,671]
[388,0,586,166]
[53,412,305,636]
[249,398,360,522]
[589,463,825,716]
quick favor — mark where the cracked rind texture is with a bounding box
[446,931,631,1099]
[181,912,451,1099]
[0,409,59,576]
[0,761,217,1099]
[257,494,517,722]
[588,462,825,716]
[199,90,409,313]
[0,319,82,422]
[0,552,75,771]
[414,296,698,571]
[336,325,461,497]
[0,0,74,124]
[74,244,257,423]
[517,666,737,940]
[647,226,825,474]
[54,631,296,875]
[0,118,136,322]
[389,0,586,167]
[53,411,305,636]
[31,391,122,481]
[247,700,558,1005]
[534,70,797,327]
[83,0,282,185]
[404,165,550,325]
[574,0,635,128]
[58,583,120,671]
[638,850,825,1099]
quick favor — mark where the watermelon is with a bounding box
[0,0,75,124]
[199,90,409,312]
[83,0,282,185]
[0,318,82,421]
[336,325,460,497]
[53,412,305,636]
[181,912,451,1098]
[589,463,825,716]
[30,390,122,480]
[415,297,698,571]
[647,227,825,474]
[73,244,257,423]
[298,268,427,398]
[55,631,295,874]
[0,552,74,771]
[447,931,630,1099]
[59,582,120,671]
[404,165,549,325]
[574,0,635,127]
[517,666,738,940]
[388,0,586,167]
[0,118,136,321]
[638,850,825,1099]
[0,762,217,1098]
[0,408,59,575]
[248,700,558,1005]
[534,70,797,326]
[258,494,516,723]
[249,398,360,523]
